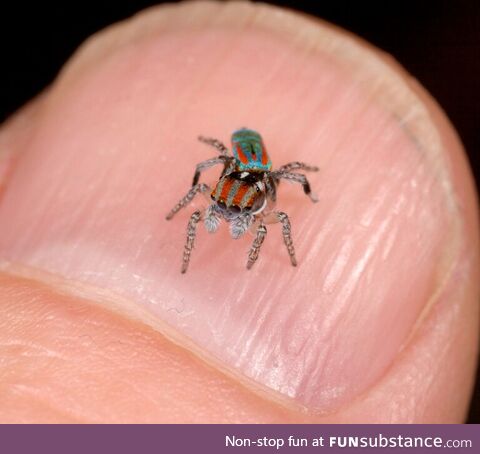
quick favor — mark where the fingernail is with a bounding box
[0,2,467,411]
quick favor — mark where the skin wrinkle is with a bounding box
[0,2,477,421]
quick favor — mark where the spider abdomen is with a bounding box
[211,175,264,213]
[232,128,272,172]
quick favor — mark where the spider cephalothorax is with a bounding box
[166,128,318,273]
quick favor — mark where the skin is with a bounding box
[0,1,478,423]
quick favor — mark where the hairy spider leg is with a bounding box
[165,183,211,220]
[182,210,202,274]
[204,203,222,233]
[191,156,234,186]
[278,161,319,173]
[198,136,229,156]
[247,222,267,269]
[276,211,297,266]
[260,210,297,267]
[271,170,318,203]
[265,174,277,203]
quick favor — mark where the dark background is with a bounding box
[1,0,479,422]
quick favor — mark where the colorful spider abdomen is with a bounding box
[211,174,264,212]
[231,128,272,172]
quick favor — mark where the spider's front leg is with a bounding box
[204,203,222,234]
[165,183,211,220]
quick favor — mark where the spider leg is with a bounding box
[192,156,233,186]
[278,161,319,173]
[204,203,222,233]
[265,174,277,203]
[276,211,297,267]
[263,211,297,267]
[181,210,202,273]
[166,183,211,220]
[247,222,267,269]
[230,212,255,239]
[271,170,318,203]
[220,158,236,178]
[198,136,229,156]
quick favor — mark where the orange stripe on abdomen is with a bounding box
[235,143,249,164]
[219,177,235,201]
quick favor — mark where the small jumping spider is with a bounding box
[166,128,318,273]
